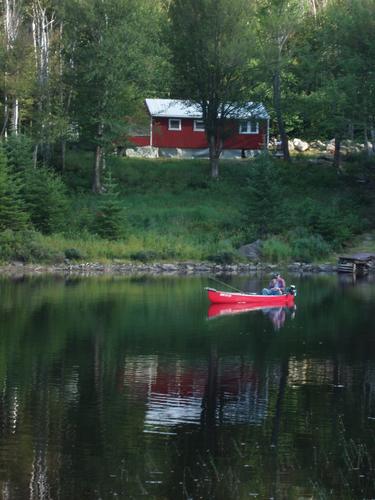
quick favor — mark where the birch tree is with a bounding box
[2,0,23,136]
[30,0,55,163]
[256,0,308,162]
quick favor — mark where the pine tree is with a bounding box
[4,134,34,172]
[22,166,69,234]
[0,145,28,231]
[2,136,68,234]
[95,169,126,240]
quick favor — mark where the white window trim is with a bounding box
[239,120,259,134]
[168,118,181,131]
[193,119,205,132]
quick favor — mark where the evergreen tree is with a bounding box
[2,134,68,234]
[95,169,126,240]
[4,134,34,172]
[0,145,28,231]
[22,166,69,234]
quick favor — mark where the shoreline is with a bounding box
[0,261,341,276]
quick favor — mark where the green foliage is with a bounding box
[288,229,332,262]
[262,231,332,264]
[4,135,34,172]
[167,0,257,175]
[64,248,83,260]
[22,166,69,234]
[245,155,367,259]
[129,249,178,262]
[0,150,373,263]
[94,169,126,240]
[246,155,286,235]
[2,136,69,235]
[129,250,158,262]
[0,230,63,263]
[0,146,29,232]
[287,196,364,247]
[261,238,292,263]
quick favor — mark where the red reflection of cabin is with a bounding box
[129,99,269,155]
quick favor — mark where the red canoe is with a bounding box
[206,287,295,307]
[208,303,284,319]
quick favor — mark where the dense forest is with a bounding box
[0,0,375,264]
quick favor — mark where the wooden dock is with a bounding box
[337,253,375,275]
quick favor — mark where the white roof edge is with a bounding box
[145,98,269,119]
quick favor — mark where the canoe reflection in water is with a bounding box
[208,303,296,330]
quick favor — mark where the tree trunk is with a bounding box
[348,121,354,141]
[1,94,9,137]
[93,122,104,193]
[364,124,373,157]
[210,157,219,179]
[273,69,290,162]
[333,136,341,169]
[93,145,103,193]
[32,3,54,162]
[33,144,39,168]
[61,140,66,171]
[208,135,220,179]
[11,97,19,135]
[370,125,375,155]
[310,0,317,17]
[4,0,21,138]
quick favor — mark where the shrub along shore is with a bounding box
[1,139,375,271]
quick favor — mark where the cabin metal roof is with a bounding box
[145,98,269,120]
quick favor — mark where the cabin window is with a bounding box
[239,119,258,134]
[168,118,181,131]
[193,120,205,132]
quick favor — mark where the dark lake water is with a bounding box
[0,272,375,499]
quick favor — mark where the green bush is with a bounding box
[130,250,158,262]
[261,238,292,263]
[64,248,83,260]
[0,230,64,263]
[0,230,33,261]
[288,229,332,262]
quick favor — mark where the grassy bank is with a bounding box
[1,149,375,264]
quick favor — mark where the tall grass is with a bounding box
[1,151,373,263]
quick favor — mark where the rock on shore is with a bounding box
[0,261,339,276]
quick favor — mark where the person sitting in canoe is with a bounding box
[262,273,286,295]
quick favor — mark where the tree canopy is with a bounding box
[0,0,374,179]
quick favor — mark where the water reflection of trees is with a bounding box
[0,276,375,498]
[1,353,375,498]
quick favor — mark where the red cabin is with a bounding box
[129,98,269,158]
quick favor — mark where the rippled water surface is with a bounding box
[1,272,375,499]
